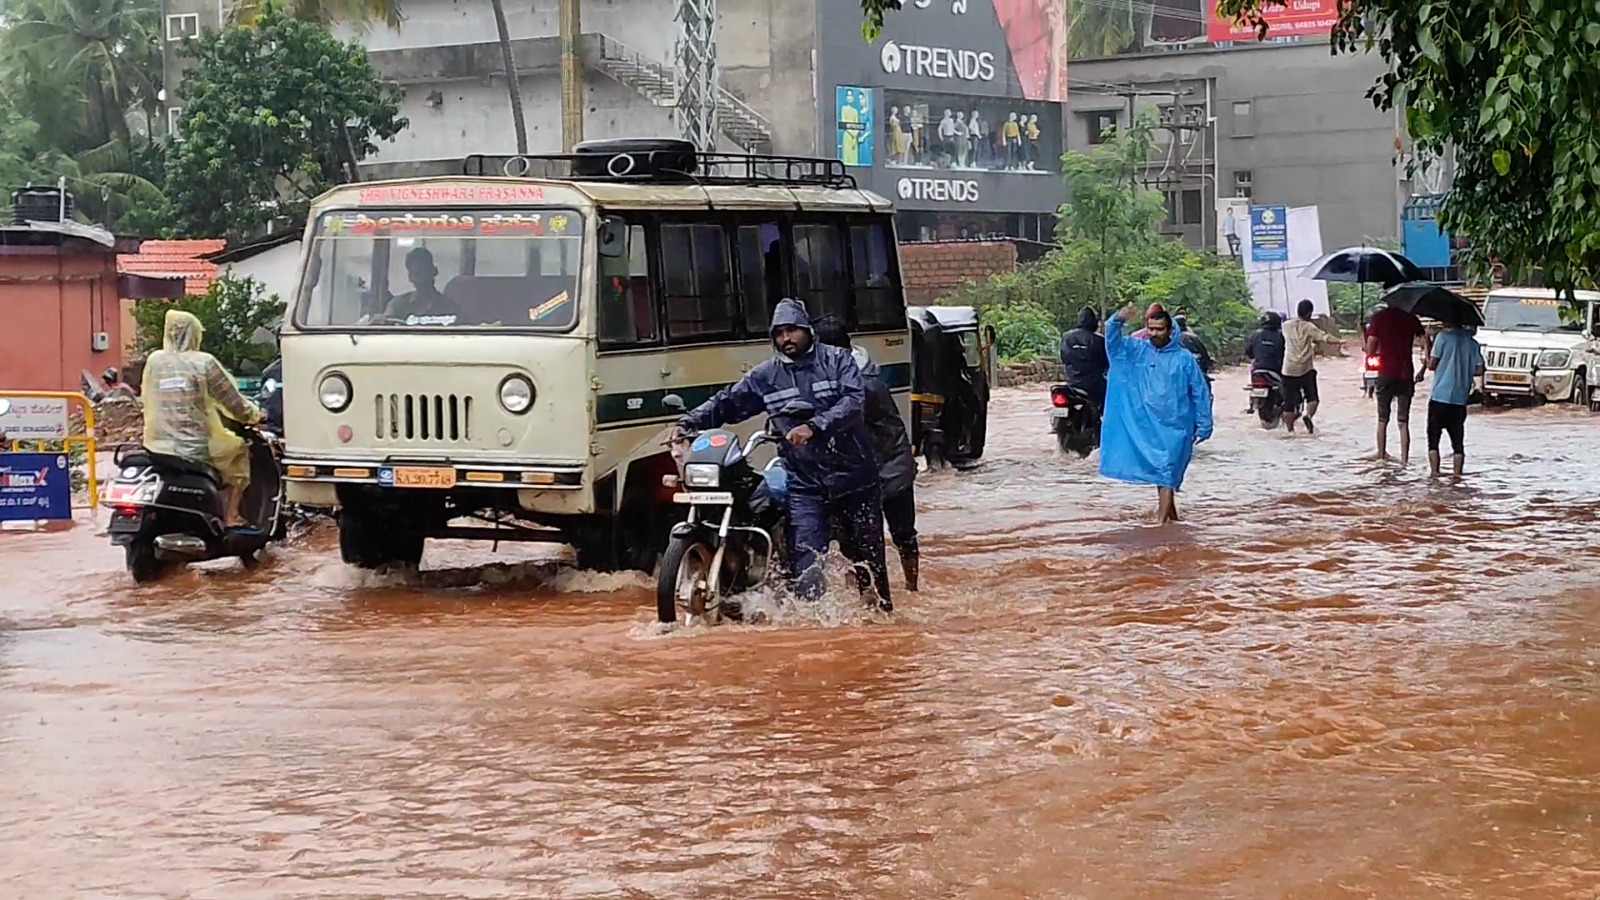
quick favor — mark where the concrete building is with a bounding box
[1066,39,1410,252]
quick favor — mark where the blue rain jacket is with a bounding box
[1098,313,1214,491]
[682,299,879,497]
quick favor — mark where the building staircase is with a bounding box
[584,34,772,152]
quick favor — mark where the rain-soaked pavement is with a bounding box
[3,363,1600,899]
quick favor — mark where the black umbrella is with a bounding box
[1379,282,1486,326]
[1301,247,1427,287]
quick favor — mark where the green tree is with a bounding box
[229,0,404,29]
[1066,0,1144,60]
[1210,0,1600,292]
[165,7,407,238]
[132,275,286,375]
[1055,118,1167,318]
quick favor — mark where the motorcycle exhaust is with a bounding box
[153,534,208,559]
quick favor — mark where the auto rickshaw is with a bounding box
[906,306,994,469]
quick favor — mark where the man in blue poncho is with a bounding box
[1099,303,1214,524]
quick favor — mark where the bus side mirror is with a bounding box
[0,398,10,417]
[598,216,628,259]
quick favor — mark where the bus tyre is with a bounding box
[338,510,385,569]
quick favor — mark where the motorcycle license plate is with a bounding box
[1050,408,1072,419]
[673,491,734,505]
[378,466,457,489]
[1250,388,1269,397]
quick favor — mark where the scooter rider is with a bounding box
[1243,311,1285,412]
[140,309,265,530]
[1173,314,1215,374]
[1059,306,1109,411]
[812,314,920,593]
[676,299,892,611]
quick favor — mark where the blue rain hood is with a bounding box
[1098,313,1214,491]
[770,297,813,355]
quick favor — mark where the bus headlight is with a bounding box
[684,463,720,487]
[498,374,535,414]
[318,373,351,412]
[1537,350,1571,368]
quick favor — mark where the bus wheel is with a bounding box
[338,509,386,569]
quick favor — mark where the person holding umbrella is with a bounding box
[1365,298,1429,466]
[1425,319,1485,478]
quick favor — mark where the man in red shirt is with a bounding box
[1365,300,1430,465]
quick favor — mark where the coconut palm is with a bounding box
[1067,0,1146,60]
[490,0,529,153]
[229,0,403,30]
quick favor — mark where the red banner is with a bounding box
[1208,0,1338,43]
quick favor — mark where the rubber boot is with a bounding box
[901,549,920,592]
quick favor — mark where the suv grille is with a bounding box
[376,393,473,442]
[1487,350,1532,369]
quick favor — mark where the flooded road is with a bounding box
[4,363,1600,898]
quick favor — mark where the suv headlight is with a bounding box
[318,373,351,411]
[1537,350,1571,368]
[498,374,534,414]
[683,463,720,487]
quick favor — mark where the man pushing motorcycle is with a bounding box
[674,298,892,612]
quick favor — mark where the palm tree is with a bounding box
[229,0,403,30]
[1066,0,1146,60]
[489,0,529,154]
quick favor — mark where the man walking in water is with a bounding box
[1280,299,1343,433]
[1366,297,1429,465]
[1425,321,1485,478]
[1100,303,1213,524]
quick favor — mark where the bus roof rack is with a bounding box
[462,138,857,190]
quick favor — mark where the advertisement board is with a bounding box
[0,396,69,440]
[1207,0,1337,44]
[0,452,72,522]
[1249,204,1289,263]
[836,86,877,166]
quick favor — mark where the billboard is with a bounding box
[1207,0,1338,43]
[836,86,876,166]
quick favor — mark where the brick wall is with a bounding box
[899,240,1018,307]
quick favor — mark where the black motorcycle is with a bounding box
[104,421,286,583]
[1048,382,1100,457]
[1248,369,1303,430]
[655,394,799,625]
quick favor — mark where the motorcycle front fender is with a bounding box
[668,519,721,544]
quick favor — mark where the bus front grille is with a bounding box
[375,393,473,442]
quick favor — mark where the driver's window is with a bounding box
[598,224,657,347]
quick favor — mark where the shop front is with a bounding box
[815,0,1068,241]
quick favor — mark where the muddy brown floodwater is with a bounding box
[4,363,1600,899]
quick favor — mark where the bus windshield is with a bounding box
[1482,296,1585,334]
[296,208,584,330]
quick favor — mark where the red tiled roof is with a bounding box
[118,239,227,296]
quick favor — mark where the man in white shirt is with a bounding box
[1280,299,1343,433]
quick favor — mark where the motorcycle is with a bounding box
[1048,383,1100,457]
[655,393,799,625]
[1363,353,1380,398]
[103,420,287,583]
[1249,369,1288,429]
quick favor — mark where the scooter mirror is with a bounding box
[662,393,686,411]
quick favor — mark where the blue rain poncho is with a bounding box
[1098,313,1214,491]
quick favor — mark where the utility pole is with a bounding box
[559,0,584,151]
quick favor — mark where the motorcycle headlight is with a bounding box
[1537,350,1571,368]
[318,373,351,412]
[683,463,720,488]
[498,374,535,414]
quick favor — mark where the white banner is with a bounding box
[1234,204,1329,317]
[0,397,70,440]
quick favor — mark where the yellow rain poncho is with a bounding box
[140,310,263,487]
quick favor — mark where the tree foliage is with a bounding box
[944,127,1259,362]
[1214,0,1600,292]
[132,275,286,375]
[165,7,407,239]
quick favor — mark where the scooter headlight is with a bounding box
[683,463,720,488]
[318,373,351,412]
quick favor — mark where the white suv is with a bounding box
[1475,288,1600,405]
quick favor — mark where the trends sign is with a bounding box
[897,177,980,203]
[879,41,996,83]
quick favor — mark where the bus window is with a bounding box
[737,222,783,334]
[849,220,900,330]
[794,222,849,322]
[661,223,735,341]
[598,224,656,346]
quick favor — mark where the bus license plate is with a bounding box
[673,491,734,505]
[380,466,457,489]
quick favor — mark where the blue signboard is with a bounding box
[0,452,72,521]
[1250,204,1289,263]
[1401,196,1451,268]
